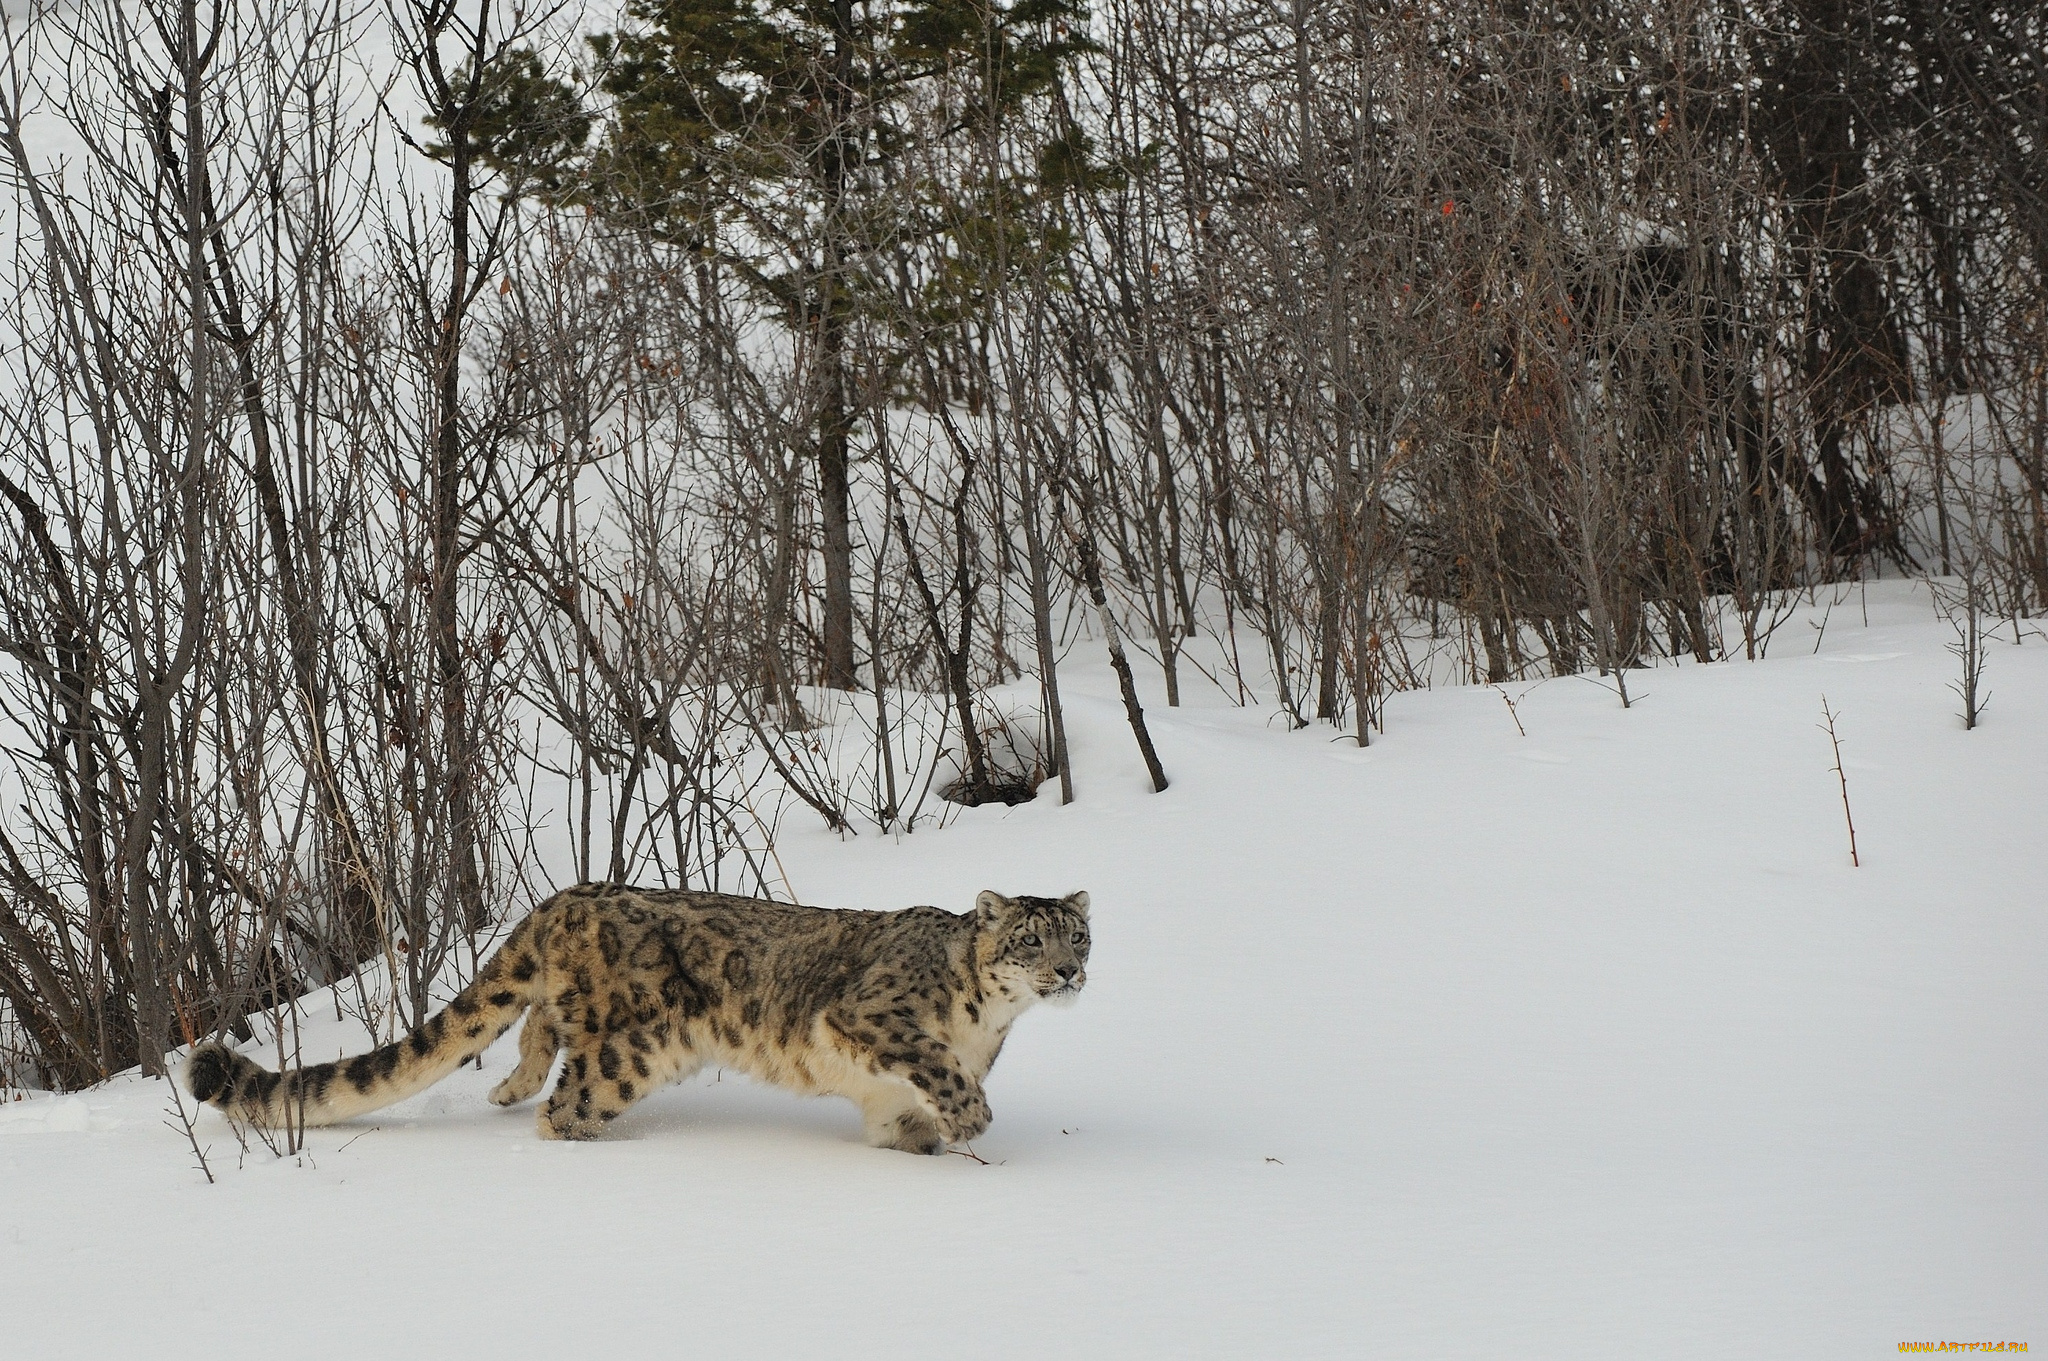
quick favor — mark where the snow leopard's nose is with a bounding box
[1054,964,1079,983]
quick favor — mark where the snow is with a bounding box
[2,580,2043,1358]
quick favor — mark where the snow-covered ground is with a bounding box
[3,580,2042,1358]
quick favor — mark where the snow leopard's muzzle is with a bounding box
[1037,963,1086,1006]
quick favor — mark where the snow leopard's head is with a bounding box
[975,890,1091,1007]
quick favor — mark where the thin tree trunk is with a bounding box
[1020,452,1073,803]
[1075,528,1167,793]
[816,0,859,690]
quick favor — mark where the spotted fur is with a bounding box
[183,886,1090,1151]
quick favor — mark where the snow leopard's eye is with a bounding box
[1020,932,1041,948]
[1070,931,1086,945]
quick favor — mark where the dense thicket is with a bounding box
[0,0,2039,1087]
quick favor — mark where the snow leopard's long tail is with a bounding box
[182,912,546,1130]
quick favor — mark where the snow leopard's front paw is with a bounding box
[886,1110,946,1155]
[931,1088,992,1146]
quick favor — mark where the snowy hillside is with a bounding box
[2,580,2042,1359]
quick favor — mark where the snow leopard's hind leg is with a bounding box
[487,1008,558,1107]
[536,1003,700,1140]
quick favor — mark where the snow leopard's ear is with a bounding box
[1063,890,1090,918]
[974,890,1008,922]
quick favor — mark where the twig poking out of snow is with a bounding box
[1494,685,1527,737]
[1939,579,1991,730]
[1819,696,1860,868]
[335,1127,379,1154]
[162,1065,214,1186]
[1811,596,1835,654]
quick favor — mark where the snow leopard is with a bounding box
[182,885,1091,1151]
